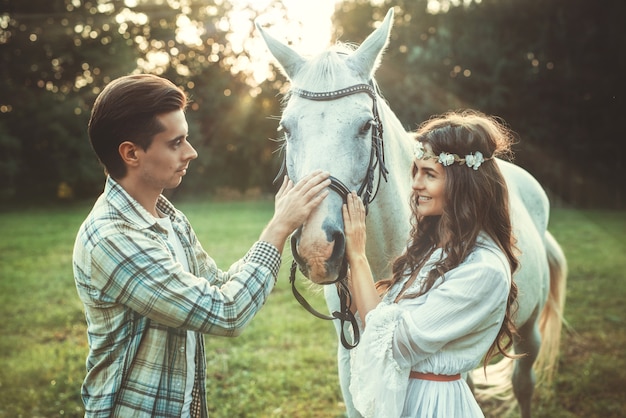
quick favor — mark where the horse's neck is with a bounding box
[497,159,550,235]
[365,108,414,281]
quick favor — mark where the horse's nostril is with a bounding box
[330,231,346,261]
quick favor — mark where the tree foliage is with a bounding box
[0,0,623,207]
[0,0,287,201]
[334,0,625,208]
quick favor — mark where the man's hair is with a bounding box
[88,74,188,179]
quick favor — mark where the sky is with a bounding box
[222,0,341,85]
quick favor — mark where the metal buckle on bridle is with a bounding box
[275,81,389,350]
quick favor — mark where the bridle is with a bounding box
[275,81,389,349]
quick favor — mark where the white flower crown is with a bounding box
[413,141,489,171]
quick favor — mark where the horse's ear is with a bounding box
[347,8,394,79]
[255,21,306,80]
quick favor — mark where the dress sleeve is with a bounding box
[349,250,510,417]
[391,258,510,369]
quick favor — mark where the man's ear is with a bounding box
[119,141,140,167]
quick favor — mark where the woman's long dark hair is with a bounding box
[378,110,520,367]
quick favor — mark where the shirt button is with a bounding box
[180,346,185,352]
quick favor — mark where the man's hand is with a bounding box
[260,170,331,252]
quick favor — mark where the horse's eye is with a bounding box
[359,120,374,135]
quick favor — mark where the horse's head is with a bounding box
[257,9,395,284]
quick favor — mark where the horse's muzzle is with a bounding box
[290,225,346,285]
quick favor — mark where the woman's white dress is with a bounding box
[349,234,512,418]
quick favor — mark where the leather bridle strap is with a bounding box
[288,260,360,350]
[328,175,352,203]
[273,82,388,212]
[278,81,388,350]
[290,83,376,100]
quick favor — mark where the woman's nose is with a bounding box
[411,173,422,190]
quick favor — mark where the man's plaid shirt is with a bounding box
[72,177,281,417]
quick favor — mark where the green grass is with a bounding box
[531,209,626,418]
[0,201,624,417]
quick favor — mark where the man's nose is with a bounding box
[186,143,198,160]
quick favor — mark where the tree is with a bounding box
[0,0,289,201]
[331,0,625,208]
[1,0,623,207]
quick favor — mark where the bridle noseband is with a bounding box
[276,81,389,350]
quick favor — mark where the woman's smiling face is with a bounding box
[411,142,446,218]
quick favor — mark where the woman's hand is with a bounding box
[343,191,380,324]
[343,191,367,264]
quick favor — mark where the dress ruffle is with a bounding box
[350,303,410,418]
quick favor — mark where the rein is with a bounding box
[277,81,389,350]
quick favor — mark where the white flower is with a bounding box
[416,143,487,170]
[465,151,484,170]
[413,142,426,159]
[438,152,456,166]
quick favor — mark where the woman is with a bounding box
[343,110,520,418]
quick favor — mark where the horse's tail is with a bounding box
[534,229,568,385]
[472,230,567,416]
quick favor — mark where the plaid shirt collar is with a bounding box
[105,176,177,230]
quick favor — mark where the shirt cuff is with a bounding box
[246,241,281,279]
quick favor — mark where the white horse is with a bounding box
[257,8,567,418]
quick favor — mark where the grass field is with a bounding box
[0,199,624,417]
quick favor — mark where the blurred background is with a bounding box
[1,0,623,208]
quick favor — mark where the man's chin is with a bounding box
[165,178,183,190]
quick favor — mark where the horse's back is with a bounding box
[497,159,550,235]
[497,159,551,325]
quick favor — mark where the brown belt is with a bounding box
[409,371,461,382]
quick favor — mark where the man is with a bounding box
[73,74,330,417]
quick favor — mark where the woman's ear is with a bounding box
[119,141,139,167]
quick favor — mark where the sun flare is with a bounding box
[228,0,340,85]
[130,0,339,86]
